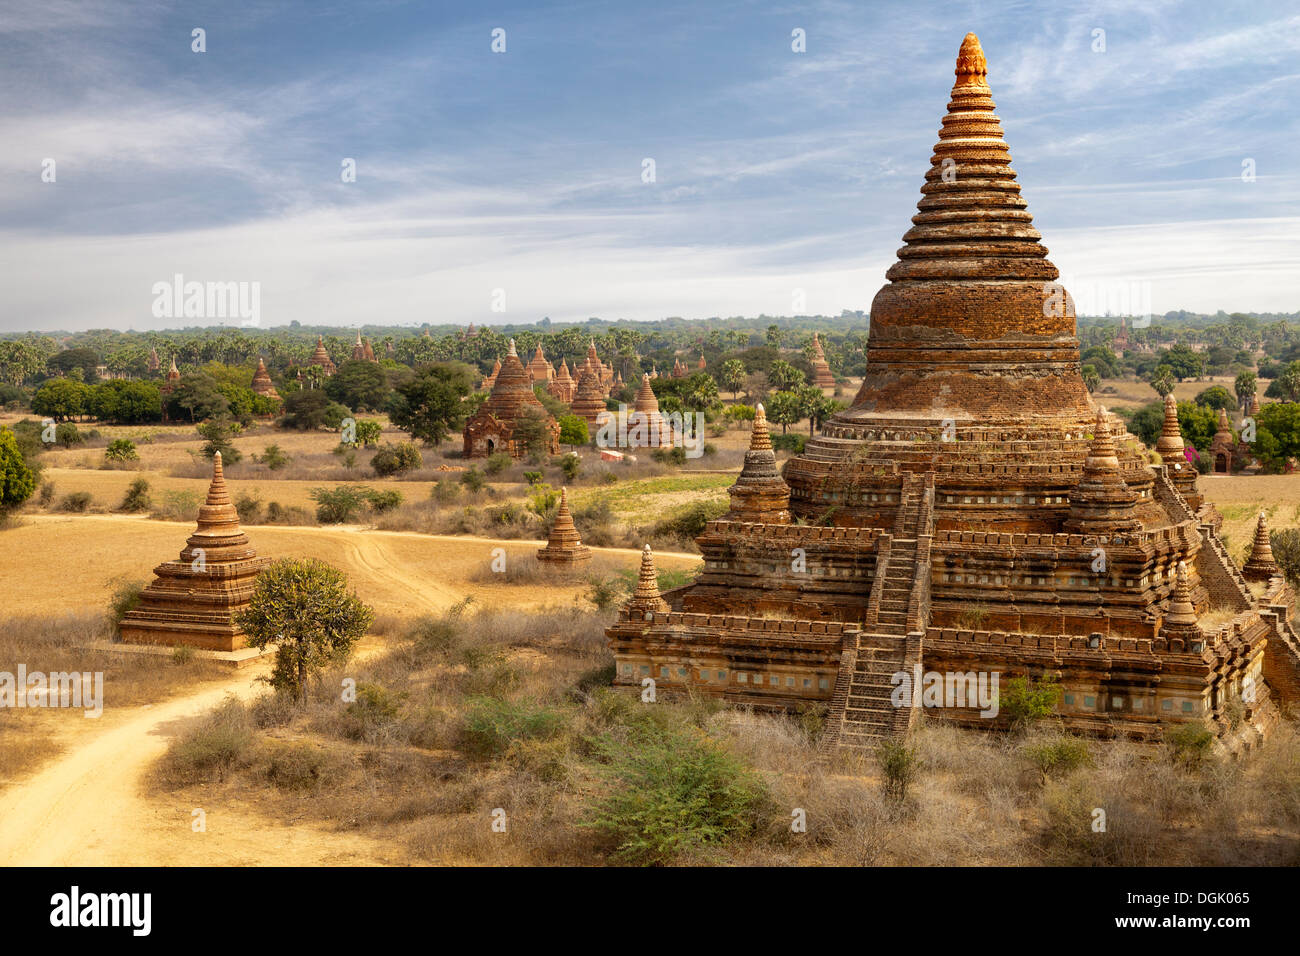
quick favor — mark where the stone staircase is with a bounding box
[824,472,934,751]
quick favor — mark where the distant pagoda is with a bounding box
[251,357,280,404]
[571,364,609,432]
[809,332,835,389]
[547,358,577,403]
[463,339,560,459]
[309,335,336,376]
[120,453,268,651]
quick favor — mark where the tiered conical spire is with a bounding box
[888,33,1053,283]
[1063,408,1141,533]
[629,373,673,447]
[845,32,1092,420]
[166,355,180,381]
[1243,511,1280,582]
[1163,561,1201,633]
[809,332,835,388]
[728,403,791,523]
[537,487,592,567]
[310,335,336,375]
[625,544,669,617]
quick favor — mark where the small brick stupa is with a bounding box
[809,333,835,389]
[626,373,675,448]
[251,357,280,404]
[1156,393,1198,504]
[624,545,669,618]
[481,357,502,390]
[463,339,560,459]
[120,453,268,651]
[726,403,791,524]
[1210,408,1235,473]
[309,335,336,376]
[147,348,160,373]
[536,487,592,568]
[1243,512,1280,582]
[571,363,609,432]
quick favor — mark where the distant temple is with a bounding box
[607,33,1298,752]
[463,339,560,459]
[547,358,577,403]
[309,335,337,376]
[119,453,268,651]
[251,357,280,405]
[809,332,835,389]
[528,344,555,384]
[536,487,592,568]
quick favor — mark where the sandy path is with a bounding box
[0,663,401,866]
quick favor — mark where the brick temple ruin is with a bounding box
[463,339,561,459]
[608,33,1300,751]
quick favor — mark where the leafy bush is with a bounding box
[55,422,85,448]
[371,441,423,477]
[771,432,806,453]
[108,579,144,635]
[998,675,1061,731]
[340,682,406,741]
[58,491,92,513]
[261,740,339,790]
[259,444,289,470]
[651,500,727,540]
[119,477,152,513]
[431,478,460,505]
[559,452,581,481]
[1023,737,1092,779]
[458,696,567,759]
[234,493,263,523]
[582,723,769,865]
[156,489,200,522]
[104,438,139,462]
[1165,721,1215,768]
[484,452,513,476]
[460,466,486,493]
[877,740,918,802]
[310,485,371,523]
[363,488,404,514]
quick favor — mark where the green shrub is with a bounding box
[1165,721,1215,768]
[119,477,152,513]
[431,478,460,505]
[458,696,567,759]
[484,452,513,476]
[104,438,138,462]
[108,579,144,635]
[651,500,727,540]
[586,575,626,610]
[259,444,289,470]
[998,675,1061,731]
[877,740,918,802]
[156,489,200,521]
[234,493,262,523]
[559,452,581,481]
[171,644,195,665]
[55,422,84,448]
[1023,737,1092,779]
[363,488,404,514]
[460,466,486,493]
[310,485,370,523]
[522,470,543,485]
[371,441,423,477]
[38,481,56,507]
[341,682,406,741]
[771,433,806,453]
[58,491,92,513]
[582,723,769,865]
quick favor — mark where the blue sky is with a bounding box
[2,0,1297,331]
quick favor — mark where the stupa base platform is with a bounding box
[94,639,277,669]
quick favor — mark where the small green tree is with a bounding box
[197,418,242,463]
[877,740,918,803]
[259,444,289,470]
[766,390,802,434]
[558,414,589,449]
[371,441,423,477]
[235,558,373,702]
[104,438,139,462]
[0,426,37,512]
[719,358,746,399]
[1149,365,1176,398]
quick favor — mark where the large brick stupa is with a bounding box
[608,33,1300,751]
